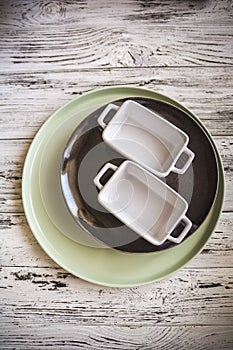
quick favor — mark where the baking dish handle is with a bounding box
[168,216,192,244]
[173,147,195,174]
[94,163,118,190]
[97,104,120,129]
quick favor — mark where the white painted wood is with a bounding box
[1,266,233,326]
[0,0,233,348]
[0,325,233,350]
[0,67,232,139]
[0,0,232,71]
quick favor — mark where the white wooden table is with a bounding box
[1,1,233,348]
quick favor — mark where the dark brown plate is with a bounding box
[61,98,218,253]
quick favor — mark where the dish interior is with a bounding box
[103,100,187,173]
[98,161,187,245]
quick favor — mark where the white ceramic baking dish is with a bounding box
[98,100,194,177]
[94,161,192,246]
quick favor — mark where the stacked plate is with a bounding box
[22,87,224,287]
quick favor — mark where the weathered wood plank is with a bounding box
[0,325,233,350]
[0,138,231,213]
[0,67,232,139]
[0,139,25,214]
[0,0,232,71]
[0,266,233,326]
[0,212,232,269]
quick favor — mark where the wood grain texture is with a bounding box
[1,266,233,326]
[0,325,233,350]
[0,67,232,139]
[0,0,232,71]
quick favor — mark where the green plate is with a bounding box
[22,87,224,287]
